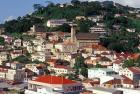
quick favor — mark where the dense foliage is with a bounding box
[4,15,43,34]
[1,0,139,53]
[122,56,140,68]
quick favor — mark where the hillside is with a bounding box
[1,0,134,34]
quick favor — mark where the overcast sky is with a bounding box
[0,0,139,23]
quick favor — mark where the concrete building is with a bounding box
[47,19,72,27]
[89,87,123,94]
[88,68,116,79]
[25,75,82,94]
[76,33,100,48]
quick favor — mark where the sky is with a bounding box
[0,0,139,23]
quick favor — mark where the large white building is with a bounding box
[88,68,116,79]
[25,75,82,94]
[89,26,106,35]
[47,19,72,27]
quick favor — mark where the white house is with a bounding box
[49,65,75,76]
[47,19,72,27]
[112,60,123,73]
[119,67,140,88]
[55,42,77,53]
[31,52,46,62]
[25,64,44,75]
[0,52,7,65]
[90,26,106,35]
[88,68,116,79]
[13,39,22,47]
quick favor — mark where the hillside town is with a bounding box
[0,0,140,94]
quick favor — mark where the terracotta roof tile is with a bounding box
[128,67,140,74]
[122,75,134,84]
[33,75,77,85]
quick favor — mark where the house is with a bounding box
[96,23,105,27]
[119,67,140,80]
[10,50,23,59]
[23,68,35,82]
[97,56,112,67]
[49,65,75,76]
[88,68,116,79]
[76,33,100,48]
[25,64,44,75]
[6,69,25,82]
[47,19,72,27]
[89,26,106,35]
[48,34,59,42]
[5,61,24,69]
[32,39,46,52]
[101,52,116,61]
[119,67,140,88]
[0,52,7,65]
[126,28,135,32]
[85,56,98,66]
[25,75,82,94]
[89,87,123,94]
[55,42,77,53]
[0,66,10,79]
[0,45,5,51]
[13,39,22,47]
[88,15,103,22]
[82,79,100,88]
[31,52,46,62]
[2,35,13,44]
[76,16,86,20]
[0,27,5,35]
[117,88,140,94]
[23,40,32,47]
[46,59,57,67]
[83,44,109,54]
[26,25,47,37]
[112,60,123,73]
[0,66,25,82]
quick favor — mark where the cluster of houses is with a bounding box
[0,12,140,94]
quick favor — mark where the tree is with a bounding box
[33,4,43,11]
[122,59,135,68]
[71,0,80,5]
[58,23,71,32]
[77,19,95,33]
[80,68,88,78]
[95,63,103,68]
[12,55,31,64]
[32,60,43,64]
[74,55,86,69]
[0,37,5,45]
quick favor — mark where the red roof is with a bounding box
[54,65,72,69]
[128,67,140,74]
[122,75,134,84]
[113,60,122,64]
[104,79,121,84]
[33,75,77,85]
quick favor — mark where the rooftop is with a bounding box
[89,68,114,72]
[128,67,140,74]
[33,75,77,85]
[92,87,122,93]
[76,33,100,40]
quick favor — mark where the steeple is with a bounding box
[70,24,77,43]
